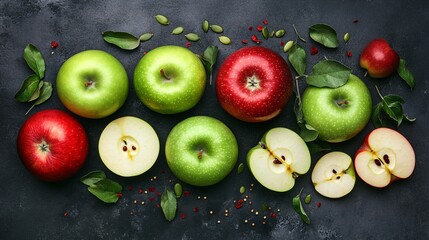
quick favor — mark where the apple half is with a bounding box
[311,151,356,198]
[247,128,311,192]
[98,116,160,177]
[354,128,415,188]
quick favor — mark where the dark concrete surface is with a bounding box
[1,0,428,239]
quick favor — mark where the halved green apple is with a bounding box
[98,116,160,177]
[246,127,311,192]
[311,151,356,198]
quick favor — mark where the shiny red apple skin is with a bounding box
[17,109,88,182]
[359,38,400,78]
[216,46,293,122]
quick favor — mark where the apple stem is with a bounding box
[375,85,384,100]
[209,73,213,85]
[198,149,204,159]
[160,69,171,80]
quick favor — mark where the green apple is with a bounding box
[165,116,238,186]
[56,50,128,119]
[98,116,160,177]
[302,74,372,142]
[247,128,311,192]
[134,45,206,114]
[311,151,356,198]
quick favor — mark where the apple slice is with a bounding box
[98,116,160,177]
[354,128,415,188]
[311,152,356,198]
[247,127,311,192]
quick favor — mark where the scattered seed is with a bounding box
[217,220,221,224]
[255,211,259,216]
[174,183,183,198]
[202,20,209,32]
[251,223,255,227]
[383,154,390,164]
[270,30,275,38]
[275,29,286,38]
[283,40,294,53]
[209,24,224,33]
[316,202,322,208]
[304,194,311,204]
[374,159,382,166]
[240,186,246,194]
[209,210,214,215]
[154,14,169,25]
[344,32,350,43]
[141,201,145,205]
[262,27,269,39]
[185,33,200,42]
[244,219,249,224]
[218,36,231,45]
[139,33,153,42]
[203,196,207,200]
[171,27,184,35]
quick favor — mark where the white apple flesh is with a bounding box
[311,151,356,198]
[354,128,415,188]
[247,128,311,192]
[98,116,160,177]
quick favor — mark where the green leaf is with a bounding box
[299,126,319,142]
[306,60,351,88]
[292,188,310,224]
[27,80,45,102]
[87,178,123,203]
[309,24,339,48]
[102,31,140,50]
[381,100,403,126]
[397,59,415,89]
[288,43,306,76]
[202,46,219,85]
[161,189,177,221]
[371,103,384,128]
[14,74,40,102]
[383,94,405,104]
[306,141,331,155]
[80,170,107,187]
[25,82,53,115]
[294,93,304,124]
[23,44,45,79]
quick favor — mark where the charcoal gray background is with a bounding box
[1,0,428,239]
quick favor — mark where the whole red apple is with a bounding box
[17,109,88,182]
[216,46,293,122]
[359,38,400,78]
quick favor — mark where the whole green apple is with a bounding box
[302,74,372,142]
[165,116,238,186]
[133,45,206,114]
[56,50,128,119]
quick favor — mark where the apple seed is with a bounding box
[383,154,390,164]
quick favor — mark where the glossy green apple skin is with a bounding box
[302,74,372,142]
[165,116,238,186]
[134,45,206,114]
[56,50,129,119]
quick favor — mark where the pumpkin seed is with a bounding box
[174,183,183,198]
[171,27,184,35]
[283,40,294,53]
[275,29,286,38]
[262,27,269,39]
[270,30,275,38]
[185,33,200,42]
[344,32,350,43]
[218,36,231,45]
[202,20,209,33]
[139,33,153,42]
[237,163,244,174]
[209,24,224,34]
[154,14,169,25]
[240,186,246,194]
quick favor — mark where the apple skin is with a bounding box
[134,45,206,114]
[56,50,129,119]
[165,116,238,186]
[302,74,372,143]
[17,109,88,182]
[216,46,293,122]
[354,128,415,188]
[359,38,400,78]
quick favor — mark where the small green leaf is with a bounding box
[292,188,310,224]
[306,60,351,88]
[202,46,219,85]
[23,44,45,79]
[309,24,339,48]
[28,80,45,102]
[14,74,40,102]
[262,27,269,39]
[397,59,415,89]
[185,33,200,42]
[237,163,245,174]
[275,29,286,38]
[80,170,107,187]
[218,36,231,45]
[25,82,52,115]
[139,33,154,42]
[299,126,319,142]
[381,100,403,126]
[87,178,122,203]
[155,14,169,25]
[288,43,306,76]
[371,103,384,128]
[304,194,312,204]
[161,189,177,221]
[174,183,183,198]
[209,24,224,34]
[171,27,184,35]
[102,31,140,50]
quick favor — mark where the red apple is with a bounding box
[215,46,293,122]
[354,128,415,188]
[359,38,400,78]
[17,109,88,182]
